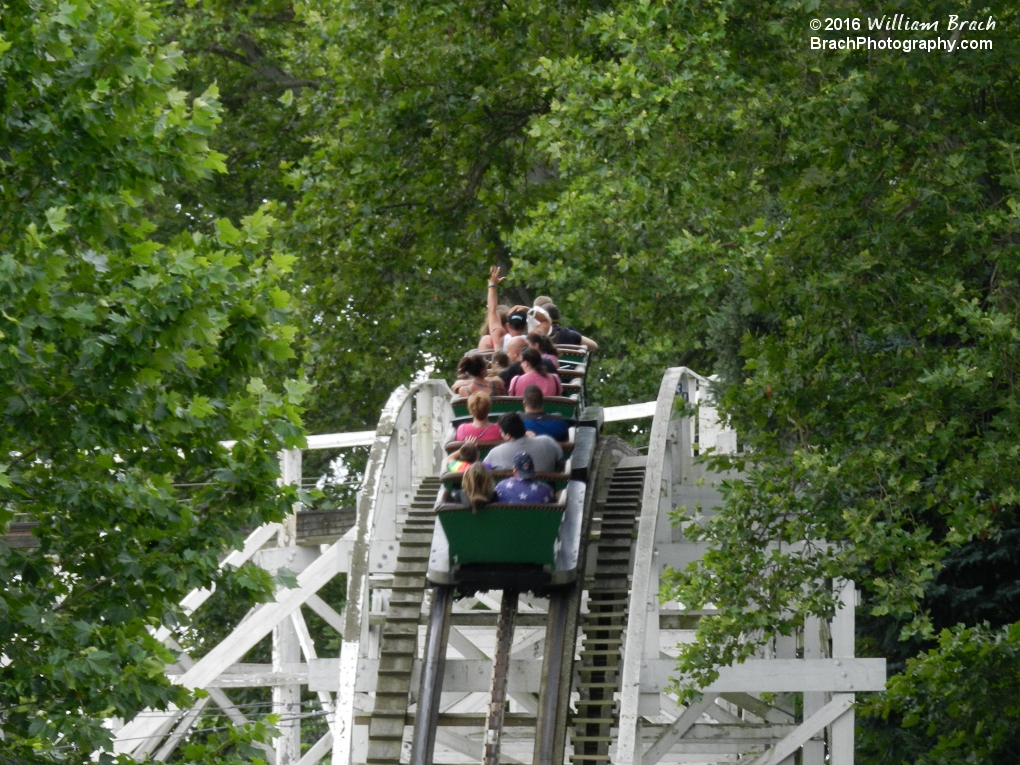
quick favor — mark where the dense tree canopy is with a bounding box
[4,0,1020,760]
[0,0,303,759]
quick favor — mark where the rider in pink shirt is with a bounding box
[455,391,503,441]
[508,348,562,397]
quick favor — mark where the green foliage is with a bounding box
[502,0,1020,755]
[653,0,1020,692]
[860,623,1020,764]
[0,0,303,759]
[279,0,594,433]
[156,0,319,233]
[8,0,1010,757]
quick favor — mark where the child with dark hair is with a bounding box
[446,440,479,473]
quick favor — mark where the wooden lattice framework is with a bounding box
[102,371,884,764]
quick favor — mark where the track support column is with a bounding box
[483,589,519,765]
[410,586,454,765]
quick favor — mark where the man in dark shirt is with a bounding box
[521,385,569,442]
[498,336,528,388]
[545,304,583,346]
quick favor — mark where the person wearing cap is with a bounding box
[485,412,563,472]
[482,265,550,351]
[494,452,554,504]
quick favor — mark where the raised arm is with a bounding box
[487,265,508,349]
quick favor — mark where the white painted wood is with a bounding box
[162,640,274,757]
[305,593,345,635]
[830,581,857,765]
[306,431,376,449]
[705,703,743,725]
[331,643,360,765]
[175,542,341,691]
[649,723,796,742]
[745,695,854,765]
[603,401,657,422]
[719,693,794,724]
[292,610,336,735]
[153,697,210,762]
[802,616,826,765]
[330,384,456,765]
[435,729,525,765]
[166,662,309,687]
[274,444,303,765]
[643,658,885,693]
[448,627,489,660]
[256,545,321,575]
[152,522,281,645]
[698,402,722,454]
[617,367,685,765]
[295,731,334,765]
[112,709,181,755]
[124,708,181,758]
[331,384,412,765]
[273,616,302,764]
[641,695,717,765]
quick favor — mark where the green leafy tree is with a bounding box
[861,622,1020,764]
[279,0,592,432]
[0,0,303,759]
[509,0,1020,759]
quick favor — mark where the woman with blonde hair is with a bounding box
[456,462,496,512]
[455,392,502,440]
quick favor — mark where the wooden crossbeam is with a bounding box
[641,696,717,765]
[746,695,854,765]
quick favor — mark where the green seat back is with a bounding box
[438,505,565,567]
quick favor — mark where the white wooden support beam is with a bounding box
[185,545,341,689]
[292,610,336,735]
[448,627,489,660]
[603,402,657,422]
[296,730,334,765]
[305,593,345,635]
[705,702,743,725]
[746,695,854,765]
[436,729,525,765]
[644,658,885,693]
[617,367,685,765]
[273,614,302,764]
[802,616,826,765]
[274,448,303,765]
[305,432,376,449]
[125,709,181,758]
[830,580,857,765]
[332,385,413,765]
[152,522,281,645]
[719,693,793,724]
[153,697,210,762]
[641,695,717,765]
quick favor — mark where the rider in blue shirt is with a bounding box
[521,385,569,443]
